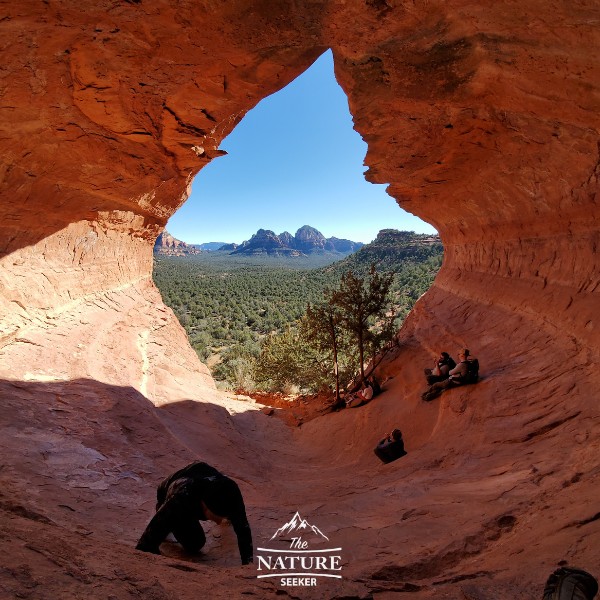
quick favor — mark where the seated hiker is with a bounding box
[422,349,479,402]
[345,379,374,408]
[374,429,407,464]
[542,566,598,599]
[424,351,456,385]
[136,461,253,565]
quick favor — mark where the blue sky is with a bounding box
[166,50,436,245]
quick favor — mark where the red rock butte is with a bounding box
[0,2,598,598]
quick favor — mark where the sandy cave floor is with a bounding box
[1,342,598,600]
[0,286,598,599]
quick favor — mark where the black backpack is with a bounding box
[371,376,382,396]
[543,567,598,600]
[465,358,479,383]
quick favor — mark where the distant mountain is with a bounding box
[325,236,362,253]
[231,228,305,257]
[293,225,327,253]
[154,231,201,256]
[218,242,238,252]
[324,229,442,274]
[156,228,433,263]
[229,225,363,257]
[193,242,228,251]
[278,231,295,248]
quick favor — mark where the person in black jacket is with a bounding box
[374,429,407,464]
[135,461,253,565]
[424,351,456,385]
[422,349,477,401]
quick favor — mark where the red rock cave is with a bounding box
[0,2,598,598]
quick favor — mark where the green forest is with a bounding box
[152,230,443,393]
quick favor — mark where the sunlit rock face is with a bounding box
[331,1,600,355]
[293,225,327,252]
[154,231,200,256]
[0,1,598,598]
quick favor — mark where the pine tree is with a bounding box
[254,326,330,393]
[304,299,343,402]
[330,264,394,384]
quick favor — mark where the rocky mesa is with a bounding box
[154,231,201,256]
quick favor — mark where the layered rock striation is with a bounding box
[0,1,599,598]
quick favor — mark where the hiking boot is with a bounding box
[135,541,161,554]
[542,567,598,600]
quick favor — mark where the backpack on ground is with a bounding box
[465,358,479,384]
[543,567,598,600]
[371,376,382,396]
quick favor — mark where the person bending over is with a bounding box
[136,461,253,565]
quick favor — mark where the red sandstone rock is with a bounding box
[0,1,599,598]
[154,231,200,256]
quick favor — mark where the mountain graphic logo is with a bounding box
[270,511,330,541]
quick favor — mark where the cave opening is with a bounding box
[153,50,441,398]
[1,4,598,594]
[166,50,434,245]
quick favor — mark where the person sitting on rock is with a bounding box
[422,349,476,402]
[424,351,456,385]
[136,461,253,565]
[345,379,374,408]
[374,429,407,463]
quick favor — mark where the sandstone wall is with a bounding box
[0,0,326,397]
[1,2,597,362]
[328,0,600,357]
